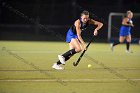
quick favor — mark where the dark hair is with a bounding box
[81,10,89,16]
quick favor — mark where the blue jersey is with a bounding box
[119,19,132,36]
[66,19,89,43]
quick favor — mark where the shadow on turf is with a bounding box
[1,47,67,86]
[84,54,138,87]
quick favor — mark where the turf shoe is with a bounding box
[52,63,64,70]
[126,50,133,53]
[110,43,114,51]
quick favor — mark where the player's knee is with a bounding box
[119,40,124,43]
[120,41,123,43]
[126,39,131,43]
[127,41,131,43]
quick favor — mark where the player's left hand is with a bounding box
[94,29,98,36]
[131,24,134,27]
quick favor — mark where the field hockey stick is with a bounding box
[73,36,94,66]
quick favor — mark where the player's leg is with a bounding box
[111,41,120,51]
[55,40,78,67]
[69,43,74,50]
[56,39,82,65]
[70,38,82,53]
[126,35,132,53]
[65,43,76,60]
[58,38,82,64]
[52,29,81,70]
[112,41,120,46]
[119,36,126,43]
[111,36,125,51]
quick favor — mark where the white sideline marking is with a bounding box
[11,50,60,54]
[0,78,140,82]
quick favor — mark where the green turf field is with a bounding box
[0,41,140,93]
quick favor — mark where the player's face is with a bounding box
[81,15,89,24]
[128,12,133,19]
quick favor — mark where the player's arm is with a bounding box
[75,20,86,50]
[88,19,103,36]
[122,18,134,27]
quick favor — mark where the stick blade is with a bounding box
[73,62,77,66]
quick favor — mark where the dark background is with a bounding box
[0,0,140,42]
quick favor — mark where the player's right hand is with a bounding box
[83,44,87,51]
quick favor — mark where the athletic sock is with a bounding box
[65,56,71,61]
[126,42,130,51]
[56,49,76,65]
[56,55,73,65]
[113,41,120,46]
[62,49,76,58]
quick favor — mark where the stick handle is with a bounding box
[73,36,94,66]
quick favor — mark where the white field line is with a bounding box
[0,78,140,82]
[11,50,60,54]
